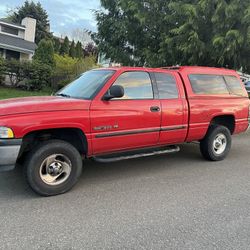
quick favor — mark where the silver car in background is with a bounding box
[245,81,250,95]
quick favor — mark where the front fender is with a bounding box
[0,110,91,139]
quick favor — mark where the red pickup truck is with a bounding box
[0,66,249,196]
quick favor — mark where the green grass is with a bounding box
[0,87,52,100]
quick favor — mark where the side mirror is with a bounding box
[103,85,124,100]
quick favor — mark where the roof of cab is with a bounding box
[96,66,237,74]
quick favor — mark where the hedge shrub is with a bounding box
[52,54,97,89]
[3,59,52,90]
[1,54,96,91]
[0,57,5,85]
[25,61,52,90]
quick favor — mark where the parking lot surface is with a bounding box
[0,133,250,249]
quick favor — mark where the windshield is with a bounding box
[56,69,115,100]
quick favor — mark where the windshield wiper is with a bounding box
[55,93,71,98]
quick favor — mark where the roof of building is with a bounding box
[0,33,37,54]
[0,18,26,29]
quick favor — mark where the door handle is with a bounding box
[150,106,160,112]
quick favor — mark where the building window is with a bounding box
[1,25,19,36]
[5,50,20,60]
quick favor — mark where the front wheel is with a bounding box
[25,140,83,196]
[200,125,232,161]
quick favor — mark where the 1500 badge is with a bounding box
[93,124,119,131]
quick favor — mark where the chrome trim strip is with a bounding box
[95,125,187,138]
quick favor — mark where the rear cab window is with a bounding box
[154,72,179,99]
[189,74,229,95]
[189,74,246,97]
[224,75,246,96]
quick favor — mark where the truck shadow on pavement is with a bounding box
[80,143,202,184]
[0,141,243,199]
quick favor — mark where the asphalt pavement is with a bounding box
[0,132,250,250]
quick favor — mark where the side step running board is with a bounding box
[92,145,180,163]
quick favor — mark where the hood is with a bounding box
[0,96,91,116]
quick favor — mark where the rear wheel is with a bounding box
[200,125,232,161]
[25,140,83,196]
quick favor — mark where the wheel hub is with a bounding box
[48,162,63,176]
[39,154,72,186]
[213,133,227,155]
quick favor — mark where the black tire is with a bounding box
[25,139,83,196]
[200,125,232,161]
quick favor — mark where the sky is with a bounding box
[0,0,100,38]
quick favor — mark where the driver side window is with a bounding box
[113,71,153,99]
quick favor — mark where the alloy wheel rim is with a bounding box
[39,154,72,186]
[212,133,227,155]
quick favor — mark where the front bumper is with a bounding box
[0,139,22,172]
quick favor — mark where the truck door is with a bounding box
[153,71,188,144]
[90,70,161,155]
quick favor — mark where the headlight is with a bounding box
[0,127,14,139]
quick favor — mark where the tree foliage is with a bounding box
[3,60,52,90]
[25,61,52,90]
[33,39,55,67]
[52,54,97,88]
[53,37,61,53]
[4,60,28,87]
[69,40,76,58]
[94,0,250,72]
[84,43,98,57]
[60,36,70,55]
[1,55,96,91]
[75,41,83,58]
[71,28,92,44]
[8,0,52,44]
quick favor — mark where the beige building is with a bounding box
[0,17,37,61]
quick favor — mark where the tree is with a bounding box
[52,54,96,88]
[94,0,250,72]
[60,36,70,56]
[165,0,250,71]
[71,28,92,44]
[75,41,83,59]
[33,39,55,67]
[69,40,76,58]
[84,43,97,57]
[53,37,61,53]
[8,0,52,44]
